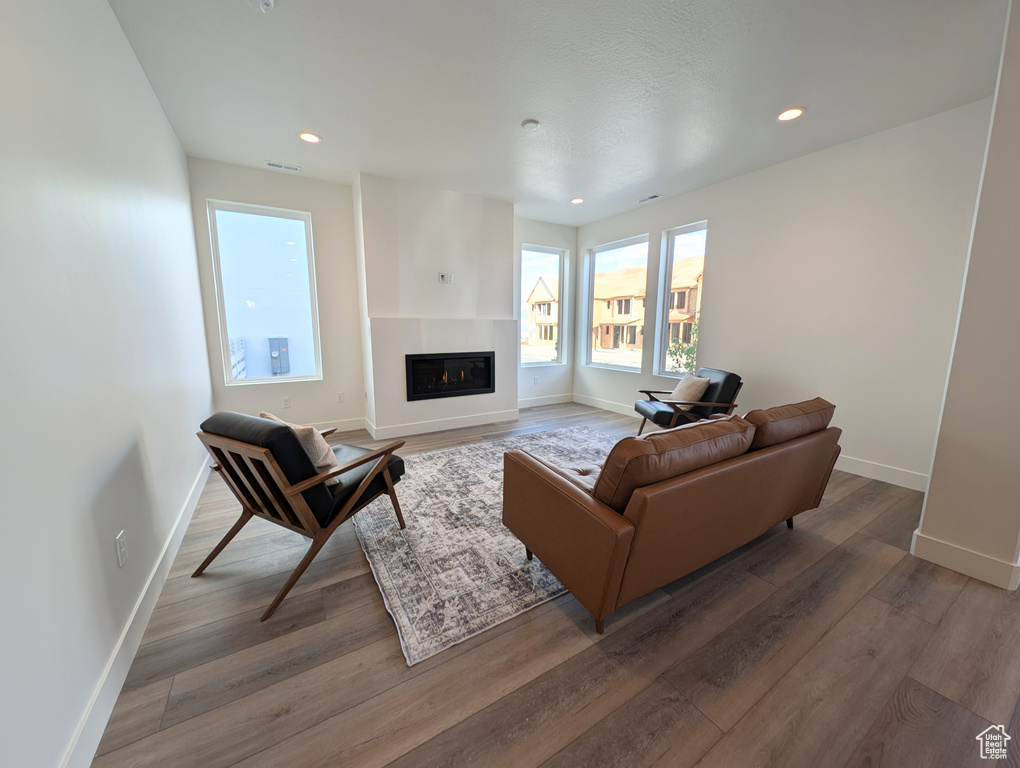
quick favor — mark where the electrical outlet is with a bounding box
[281,396,291,408]
[533,376,539,385]
[438,272,454,285]
[115,530,128,568]
[336,391,344,403]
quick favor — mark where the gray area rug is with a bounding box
[353,425,620,665]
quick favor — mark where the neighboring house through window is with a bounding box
[520,245,566,365]
[587,235,649,369]
[659,221,707,375]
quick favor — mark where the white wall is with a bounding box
[515,218,577,407]
[358,174,514,319]
[356,174,518,437]
[0,2,213,766]
[915,2,1020,589]
[189,159,365,430]
[574,100,991,489]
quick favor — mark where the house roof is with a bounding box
[592,259,703,300]
[525,275,558,304]
[671,257,704,290]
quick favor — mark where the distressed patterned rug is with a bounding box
[353,425,619,665]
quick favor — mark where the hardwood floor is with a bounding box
[92,404,1020,767]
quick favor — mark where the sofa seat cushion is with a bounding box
[744,398,836,450]
[593,415,756,512]
[526,453,603,493]
[324,444,405,527]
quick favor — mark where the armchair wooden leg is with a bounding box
[637,418,647,436]
[192,511,252,577]
[595,618,605,634]
[261,534,327,622]
[526,547,533,561]
[383,468,406,530]
[786,517,794,529]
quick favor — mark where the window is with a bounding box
[520,245,565,364]
[659,222,707,375]
[208,201,322,384]
[587,235,649,369]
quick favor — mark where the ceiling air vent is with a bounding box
[265,160,302,173]
[637,194,662,204]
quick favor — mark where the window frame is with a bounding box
[584,234,650,371]
[519,243,568,367]
[207,199,324,386]
[655,220,708,377]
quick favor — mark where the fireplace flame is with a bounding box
[461,369,465,381]
[442,371,448,384]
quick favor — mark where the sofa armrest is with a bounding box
[502,450,635,625]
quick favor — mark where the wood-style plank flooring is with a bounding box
[92,404,1020,767]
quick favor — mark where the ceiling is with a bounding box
[108,0,1007,226]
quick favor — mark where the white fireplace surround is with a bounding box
[365,318,518,439]
[354,173,519,439]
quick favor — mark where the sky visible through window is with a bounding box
[674,229,707,263]
[215,209,318,380]
[593,241,648,273]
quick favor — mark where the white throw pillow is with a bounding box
[668,374,710,411]
[260,412,341,486]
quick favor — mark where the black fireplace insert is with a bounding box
[405,351,495,401]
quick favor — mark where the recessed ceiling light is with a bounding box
[777,107,805,122]
[299,132,321,143]
[521,119,540,131]
[570,198,584,205]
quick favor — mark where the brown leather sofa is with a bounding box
[502,398,841,632]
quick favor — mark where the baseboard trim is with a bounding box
[835,455,927,491]
[308,416,367,434]
[369,409,520,440]
[911,530,1020,590]
[571,393,641,418]
[61,459,211,768]
[518,394,574,408]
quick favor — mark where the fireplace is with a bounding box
[405,351,495,401]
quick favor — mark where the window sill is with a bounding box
[225,375,323,387]
[583,362,643,374]
[521,360,566,368]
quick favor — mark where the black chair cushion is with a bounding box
[689,368,742,419]
[200,411,333,525]
[634,399,698,427]
[325,445,405,527]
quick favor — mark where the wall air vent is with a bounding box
[264,160,302,172]
[637,194,662,204]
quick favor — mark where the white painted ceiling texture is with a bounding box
[108,0,1007,225]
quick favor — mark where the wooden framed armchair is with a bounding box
[635,367,742,435]
[194,411,406,620]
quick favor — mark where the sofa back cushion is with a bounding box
[593,415,756,512]
[744,397,835,450]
